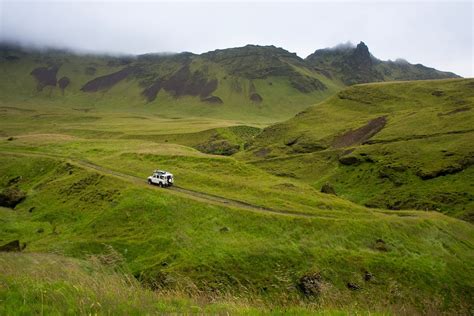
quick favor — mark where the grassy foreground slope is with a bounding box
[241,79,474,221]
[0,150,473,313]
[0,252,242,315]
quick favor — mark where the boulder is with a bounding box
[321,183,337,195]
[0,188,26,208]
[0,240,21,252]
[339,155,362,166]
[298,272,323,296]
[347,282,361,290]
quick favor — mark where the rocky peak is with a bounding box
[351,41,372,68]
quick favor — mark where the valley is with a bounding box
[0,43,473,314]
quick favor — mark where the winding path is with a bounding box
[0,150,318,219]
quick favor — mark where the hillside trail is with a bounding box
[0,150,320,219]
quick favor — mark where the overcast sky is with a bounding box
[1,0,472,77]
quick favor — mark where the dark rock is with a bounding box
[364,271,373,282]
[298,272,323,296]
[374,239,388,252]
[220,226,230,233]
[0,240,21,252]
[250,93,263,103]
[58,76,70,92]
[285,137,299,146]
[37,227,44,233]
[31,66,59,91]
[431,90,445,97]
[339,155,362,166]
[28,207,35,213]
[0,188,26,208]
[347,282,361,290]
[7,176,22,186]
[142,65,218,102]
[82,67,138,92]
[7,137,14,141]
[321,183,337,195]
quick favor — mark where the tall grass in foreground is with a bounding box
[1,251,455,315]
[0,252,397,315]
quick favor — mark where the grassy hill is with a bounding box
[0,43,472,314]
[0,92,472,313]
[240,78,474,221]
[0,42,459,123]
[0,44,341,123]
[0,150,473,314]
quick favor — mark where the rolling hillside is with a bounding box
[0,42,459,123]
[0,147,473,314]
[240,79,474,221]
[0,42,472,314]
[0,43,339,123]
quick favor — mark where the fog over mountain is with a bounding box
[1,0,472,77]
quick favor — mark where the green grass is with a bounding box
[0,66,473,313]
[241,79,474,220]
[3,252,351,315]
[0,154,473,314]
[0,48,342,124]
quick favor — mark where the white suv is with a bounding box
[147,170,174,187]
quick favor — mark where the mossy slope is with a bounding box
[241,79,474,220]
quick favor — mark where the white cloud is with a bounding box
[1,1,472,77]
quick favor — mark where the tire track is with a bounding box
[0,150,319,218]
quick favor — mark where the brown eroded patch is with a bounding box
[142,65,218,102]
[30,66,59,91]
[250,93,263,103]
[58,76,70,93]
[81,67,137,92]
[332,116,387,148]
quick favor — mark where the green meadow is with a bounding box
[0,45,472,313]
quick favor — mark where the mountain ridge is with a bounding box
[0,41,461,123]
[306,41,460,85]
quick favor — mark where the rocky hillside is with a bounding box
[306,42,460,85]
[0,42,460,122]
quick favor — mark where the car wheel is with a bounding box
[148,179,152,185]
